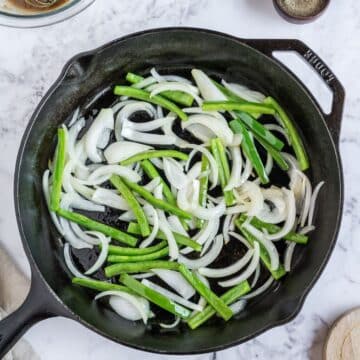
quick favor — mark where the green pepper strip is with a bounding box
[110,175,150,237]
[234,219,286,280]
[210,138,235,206]
[179,264,233,321]
[127,222,201,252]
[120,274,191,319]
[72,277,134,295]
[56,208,137,247]
[230,120,269,184]
[202,101,276,115]
[235,111,284,151]
[105,260,179,277]
[50,127,67,211]
[237,215,308,244]
[264,97,309,171]
[114,86,188,121]
[108,247,169,263]
[107,241,167,256]
[120,149,188,167]
[196,155,209,228]
[187,280,251,329]
[121,178,192,220]
[126,72,194,107]
[140,160,189,231]
[253,133,289,171]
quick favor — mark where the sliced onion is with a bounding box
[187,162,202,182]
[244,224,279,270]
[124,115,175,132]
[265,124,290,144]
[133,76,157,89]
[42,170,64,235]
[150,68,165,83]
[167,215,188,237]
[300,225,315,235]
[68,107,80,127]
[143,177,161,192]
[229,299,247,315]
[70,225,101,246]
[104,141,152,164]
[132,273,154,279]
[60,216,92,249]
[152,269,195,299]
[191,69,227,101]
[111,100,137,115]
[85,234,110,275]
[64,243,89,279]
[284,241,296,272]
[222,80,266,103]
[265,188,296,241]
[228,231,251,249]
[162,121,190,148]
[92,188,131,211]
[139,205,159,248]
[160,317,181,329]
[234,181,264,217]
[225,205,247,215]
[282,152,300,170]
[118,210,135,222]
[68,118,85,160]
[224,146,243,191]
[163,158,188,190]
[240,154,253,185]
[185,123,214,143]
[142,279,202,312]
[149,81,199,98]
[62,192,105,212]
[308,181,324,227]
[83,165,141,185]
[242,276,274,300]
[70,177,95,200]
[182,114,233,146]
[257,187,287,224]
[95,290,150,324]
[150,157,164,170]
[179,234,224,269]
[199,248,254,278]
[85,108,114,163]
[122,127,175,145]
[251,264,261,288]
[218,242,260,287]
[222,214,234,245]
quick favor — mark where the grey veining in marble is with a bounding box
[0,0,359,359]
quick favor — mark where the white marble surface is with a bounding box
[0,0,359,359]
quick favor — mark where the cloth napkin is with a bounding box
[0,247,40,360]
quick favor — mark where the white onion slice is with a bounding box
[64,243,89,279]
[70,226,100,246]
[282,152,299,170]
[152,269,195,299]
[124,115,175,132]
[182,114,233,146]
[167,215,188,237]
[229,299,247,315]
[222,80,266,103]
[83,165,141,185]
[162,121,190,148]
[222,214,233,244]
[185,123,214,143]
[104,141,152,164]
[163,158,188,190]
[112,100,137,114]
[242,276,274,300]
[265,124,290,144]
[70,177,94,200]
[132,273,154,279]
[143,177,161,192]
[228,231,251,249]
[224,146,243,191]
[62,192,105,212]
[139,205,159,248]
[149,81,199,98]
[300,225,315,235]
[234,181,264,217]
[149,157,164,170]
[92,188,131,211]
[150,68,165,83]
[308,181,324,227]
[178,234,223,269]
[240,154,253,185]
[244,224,279,270]
[218,242,260,287]
[85,234,110,275]
[160,317,181,329]
[122,127,175,145]
[191,69,227,101]
[60,216,92,249]
[257,187,287,224]
[251,264,261,288]
[284,242,296,272]
[199,248,254,278]
[68,107,80,127]
[118,210,136,222]
[85,108,114,163]
[95,290,149,324]
[133,76,157,89]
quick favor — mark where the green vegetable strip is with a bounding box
[264,97,309,171]
[110,175,150,237]
[235,111,285,151]
[105,261,180,277]
[72,277,134,294]
[214,138,235,205]
[187,280,251,329]
[127,222,201,252]
[237,215,308,244]
[120,149,188,166]
[120,274,191,319]
[196,155,209,228]
[56,208,137,247]
[114,86,188,121]
[212,80,245,102]
[179,264,233,321]
[202,101,276,115]
[107,241,167,256]
[50,128,67,211]
[126,72,194,107]
[252,133,289,171]
[122,178,192,220]
[235,219,286,280]
[230,120,269,184]
[107,247,169,263]
[140,160,189,231]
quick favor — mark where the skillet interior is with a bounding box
[15,28,342,353]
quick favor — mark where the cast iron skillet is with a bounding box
[0,28,344,357]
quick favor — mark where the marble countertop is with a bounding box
[0,0,359,359]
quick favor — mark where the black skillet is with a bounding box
[0,28,344,357]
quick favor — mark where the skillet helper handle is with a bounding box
[243,39,345,145]
[0,273,58,358]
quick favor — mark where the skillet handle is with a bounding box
[0,271,65,358]
[242,39,345,145]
